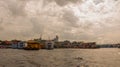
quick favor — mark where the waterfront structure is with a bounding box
[1,40,12,48]
[2,35,120,49]
[117,44,120,48]
[45,40,54,50]
[80,42,96,48]
[24,40,41,50]
[71,41,83,48]
[17,41,26,49]
[11,40,20,49]
[54,41,63,48]
[61,40,71,48]
[34,35,58,49]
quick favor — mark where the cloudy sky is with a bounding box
[0,0,120,44]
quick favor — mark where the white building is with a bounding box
[45,40,54,50]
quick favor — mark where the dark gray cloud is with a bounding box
[54,0,81,6]
[43,0,82,6]
[93,0,104,5]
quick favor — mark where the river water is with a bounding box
[0,48,120,67]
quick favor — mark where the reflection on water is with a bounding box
[0,48,120,67]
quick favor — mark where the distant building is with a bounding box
[80,42,96,48]
[54,41,63,48]
[71,41,83,48]
[52,35,59,42]
[17,41,26,49]
[61,40,71,48]
[33,35,59,49]
[45,40,54,50]
[11,40,25,49]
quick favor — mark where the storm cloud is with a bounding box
[0,0,120,44]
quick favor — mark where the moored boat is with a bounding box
[24,40,41,50]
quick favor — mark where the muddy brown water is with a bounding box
[0,48,120,67]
